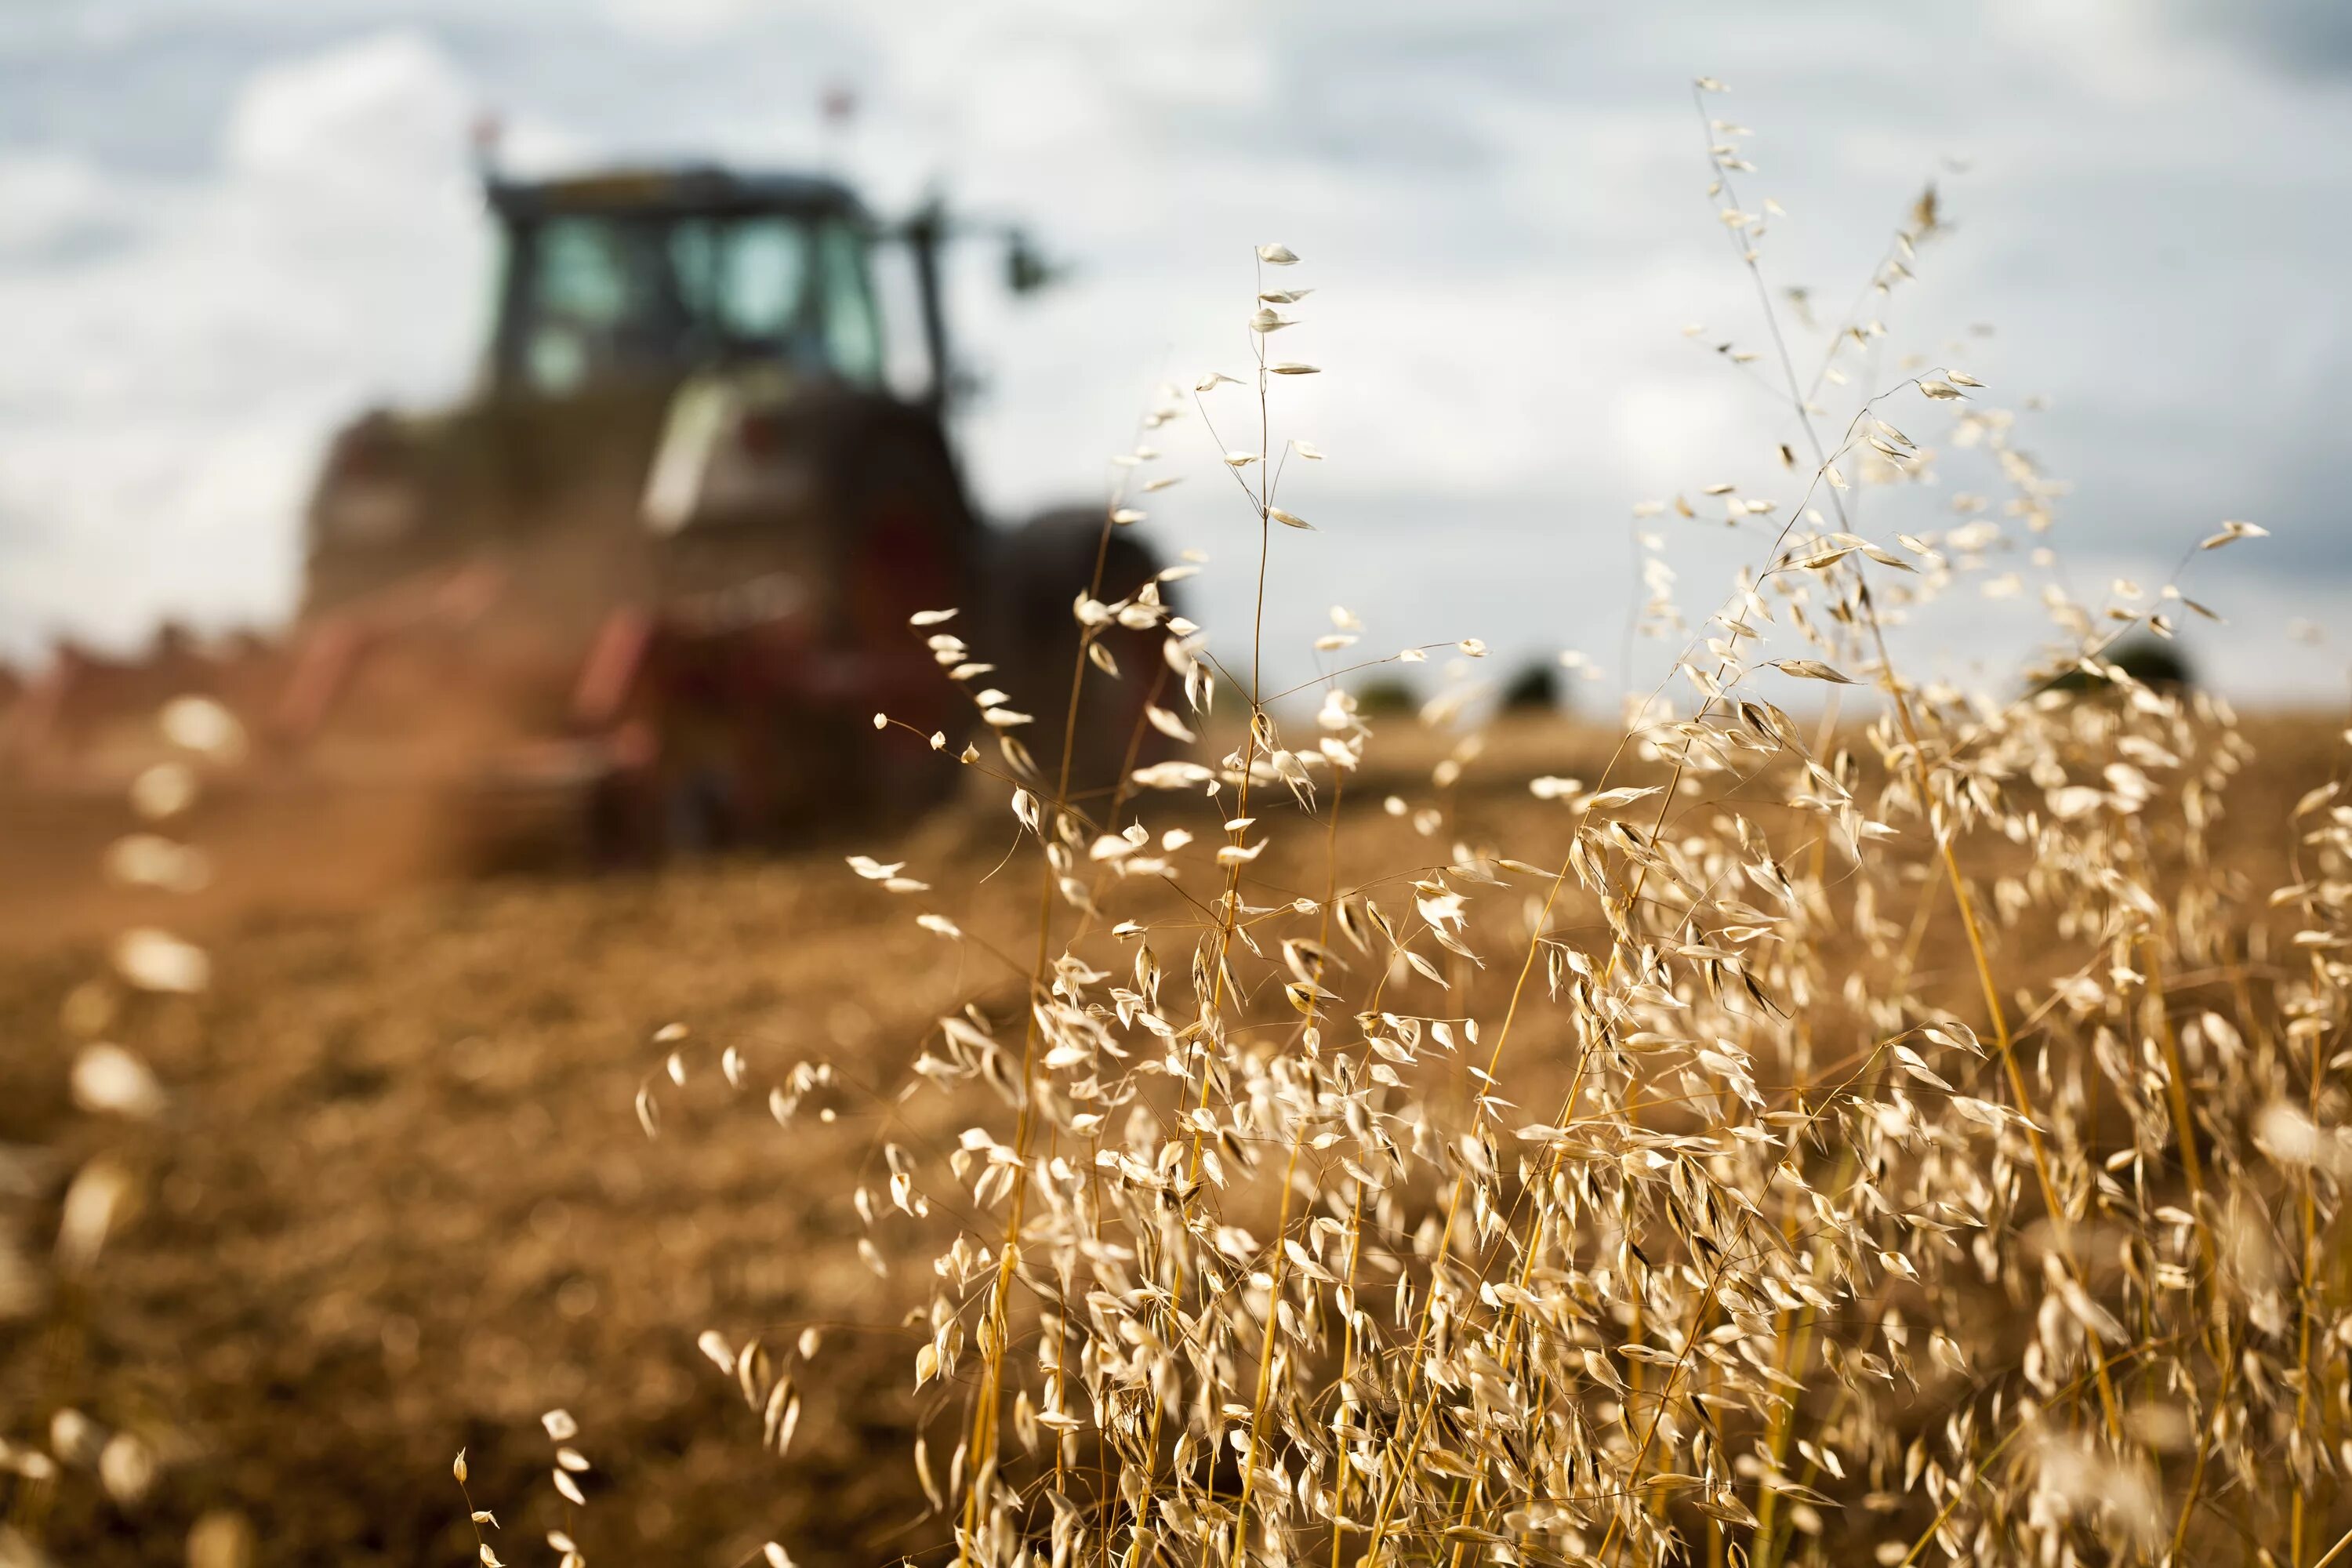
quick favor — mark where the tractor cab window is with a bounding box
[815,219,884,387]
[510,209,885,396]
[669,215,809,343]
[522,216,672,394]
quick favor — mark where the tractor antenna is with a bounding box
[818,80,857,173]
[468,111,506,187]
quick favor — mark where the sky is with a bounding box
[0,0,2347,706]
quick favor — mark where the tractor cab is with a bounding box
[481,169,902,401]
[305,165,992,608]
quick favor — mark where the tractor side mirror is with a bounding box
[891,204,1062,410]
[1004,230,1064,296]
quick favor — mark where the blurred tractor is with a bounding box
[1,165,1166,869]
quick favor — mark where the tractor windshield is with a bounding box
[506,209,884,396]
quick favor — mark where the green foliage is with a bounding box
[1500,659,1561,713]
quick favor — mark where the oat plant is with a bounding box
[628,85,2346,1568]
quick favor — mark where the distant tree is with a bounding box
[2047,635,2194,695]
[1500,660,1562,714]
[1353,677,1417,717]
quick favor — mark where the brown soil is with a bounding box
[0,713,2336,1566]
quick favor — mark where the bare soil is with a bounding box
[0,713,2335,1566]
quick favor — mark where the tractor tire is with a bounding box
[985,508,1175,820]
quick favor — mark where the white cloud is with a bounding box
[0,28,493,651]
[225,28,470,180]
[601,0,768,46]
[0,2,2346,710]
[0,152,132,259]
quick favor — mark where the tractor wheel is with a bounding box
[985,508,1176,820]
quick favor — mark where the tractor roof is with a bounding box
[485,165,868,224]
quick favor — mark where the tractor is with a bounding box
[2,165,1167,870]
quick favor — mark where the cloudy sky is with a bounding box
[1,0,2347,703]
